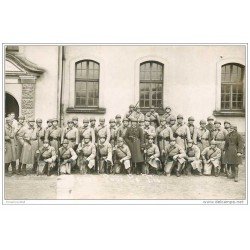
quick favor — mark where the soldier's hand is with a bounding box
[120,159,124,163]
[237,153,242,157]
[36,150,40,154]
[173,155,178,160]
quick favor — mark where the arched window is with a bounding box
[221,63,245,111]
[75,60,99,107]
[139,61,164,108]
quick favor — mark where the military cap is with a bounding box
[83,134,91,139]
[99,134,106,139]
[51,118,58,122]
[123,117,129,122]
[18,116,25,120]
[43,139,49,144]
[224,120,230,125]
[160,117,166,122]
[129,104,135,108]
[187,139,194,144]
[47,119,52,123]
[177,114,183,119]
[130,117,137,122]
[72,116,78,121]
[170,116,176,121]
[99,118,105,122]
[62,139,69,144]
[109,118,116,123]
[28,118,35,122]
[90,117,96,122]
[115,114,121,119]
[67,120,73,124]
[210,140,217,145]
[145,117,150,122]
[82,118,89,123]
[36,118,42,123]
[214,120,221,125]
[117,137,124,143]
[207,116,214,121]
[148,135,155,139]
[165,106,171,110]
[200,119,206,124]
[230,124,237,130]
[188,116,195,121]
[150,105,155,109]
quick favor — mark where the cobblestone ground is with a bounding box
[4,165,246,200]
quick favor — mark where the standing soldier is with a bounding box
[224,125,243,182]
[115,114,122,128]
[138,117,145,129]
[95,118,111,144]
[143,117,156,145]
[162,106,172,125]
[96,135,113,174]
[113,137,132,174]
[187,117,198,145]
[15,116,26,174]
[169,116,176,128]
[131,106,144,122]
[58,139,77,175]
[20,118,39,175]
[76,134,96,174]
[184,140,202,176]
[46,119,53,132]
[90,117,96,130]
[5,117,17,176]
[125,104,135,121]
[145,106,160,128]
[224,120,231,133]
[61,120,79,150]
[109,118,118,147]
[45,118,62,153]
[124,117,144,174]
[143,135,161,175]
[206,116,215,142]
[163,138,186,177]
[172,114,191,150]
[79,118,95,144]
[197,120,210,153]
[36,118,45,149]
[201,140,221,176]
[116,117,129,139]
[35,139,57,176]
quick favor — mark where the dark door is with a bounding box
[5,93,19,118]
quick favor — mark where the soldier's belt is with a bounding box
[201,138,209,141]
[30,138,38,141]
[61,156,70,160]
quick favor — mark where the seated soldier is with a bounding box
[76,134,96,174]
[184,139,202,176]
[143,135,161,175]
[96,135,113,174]
[163,138,186,177]
[201,140,221,177]
[36,139,57,176]
[58,139,77,175]
[113,137,132,174]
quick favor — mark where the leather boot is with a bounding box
[5,163,11,177]
[21,164,27,176]
[214,167,219,177]
[11,161,17,175]
[17,163,22,175]
[234,166,239,182]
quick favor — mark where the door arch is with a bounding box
[5,92,19,118]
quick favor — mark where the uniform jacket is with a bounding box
[114,144,131,161]
[131,111,145,122]
[143,125,156,140]
[58,146,77,162]
[188,124,198,144]
[95,125,111,143]
[5,123,17,163]
[116,125,128,139]
[97,142,113,163]
[77,141,96,159]
[162,113,171,124]
[15,122,26,159]
[79,126,95,144]
[171,123,191,149]
[186,145,200,161]
[38,145,57,162]
[201,146,221,161]
[145,111,160,127]
[36,126,45,148]
[164,143,186,161]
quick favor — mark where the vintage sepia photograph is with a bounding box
[2,44,247,204]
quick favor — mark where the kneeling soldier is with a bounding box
[36,140,57,176]
[97,135,113,174]
[163,138,186,177]
[113,137,132,174]
[77,135,96,174]
[143,135,161,175]
[58,139,77,175]
[201,140,221,176]
[185,140,202,176]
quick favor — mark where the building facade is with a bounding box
[4,45,246,132]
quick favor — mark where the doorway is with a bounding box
[5,92,19,118]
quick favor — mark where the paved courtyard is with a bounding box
[4,164,246,201]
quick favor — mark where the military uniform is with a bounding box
[212,124,228,151]
[162,106,172,124]
[131,110,145,122]
[197,123,210,153]
[77,140,96,174]
[187,117,198,145]
[96,141,113,174]
[79,126,95,144]
[109,119,118,147]
[45,120,62,153]
[61,126,79,149]
[185,142,202,175]
[145,111,160,127]
[116,124,129,139]
[15,119,26,162]
[143,124,156,144]
[95,123,111,144]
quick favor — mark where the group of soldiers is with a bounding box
[5,104,244,182]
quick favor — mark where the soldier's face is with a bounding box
[129,107,133,112]
[225,123,230,129]
[73,120,78,125]
[100,121,105,126]
[68,123,73,128]
[211,144,216,149]
[145,121,150,126]
[10,114,15,119]
[215,124,220,129]
[208,120,214,124]
[201,123,206,128]
[84,138,90,144]
[150,109,154,113]
[131,121,137,127]
[166,109,171,113]
[117,141,123,147]
[188,143,193,148]
[177,118,183,124]
[170,141,175,146]
[148,138,154,144]
[110,122,115,127]
[37,122,42,127]
[48,122,52,127]
[90,121,96,126]
[19,119,24,124]
[123,121,128,127]
[63,143,68,148]
[160,121,166,126]
[99,137,105,144]
[116,118,121,123]
[189,121,194,125]
[170,121,175,125]
[52,121,58,126]
[229,127,234,133]
[139,122,145,127]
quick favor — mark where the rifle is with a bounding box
[36,150,40,176]
[96,144,100,174]
[134,100,140,110]
[57,146,61,176]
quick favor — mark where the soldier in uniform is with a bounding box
[125,104,135,120]
[90,117,96,130]
[61,120,79,150]
[163,138,186,177]
[169,116,176,128]
[224,120,231,133]
[145,106,160,128]
[109,118,118,147]
[116,117,129,139]
[113,137,132,174]
[72,116,79,128]
[36,139,57,176]
[46,119,53,131]
[197,120,210,153]
[201,140,221,176]
[143,117,156,145]
[187,116,198,145]
[172,114,191,150]
[131,106,144,122]
[224,125,243,182]
[124,117,144,174]
[96,135,113,174]
[20,118,39,175]
[58,139,77,175]
[36,118,45,149]
[138,117,145,129]
[45,118,62,153]
[115,114,122,128]
[15,116,26,174]
[76,134,96,174]
[143,135,161,175]
[206,116,215,142]
[5,117,17,176]
[184,139,202,176]
[79,118,95,144]
[162,106,172,125]
[95,118,111,144]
